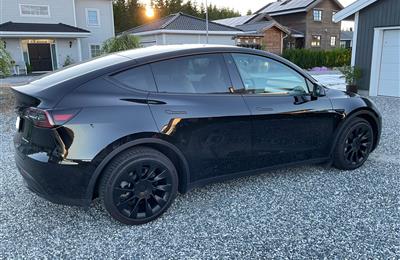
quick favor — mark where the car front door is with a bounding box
[229,53,339,169]
[148,53,252,184]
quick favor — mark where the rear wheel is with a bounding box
[333,118,374,170]
[99,147,178,225]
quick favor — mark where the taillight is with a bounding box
[25,108,80,128]
[25,108,53,128]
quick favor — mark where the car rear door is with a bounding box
[148,53,252,184]
[229,53,339,169]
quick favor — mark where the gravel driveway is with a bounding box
[1,86,399,259]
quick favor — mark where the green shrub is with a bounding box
[282,48,351,69]
[63,55,74,67]
[25,63,32,74]
[338,65,362,85]
[101,34,140,54]
[0,41,12,77]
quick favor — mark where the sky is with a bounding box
[209,0,357,14]
[140,0,356,29]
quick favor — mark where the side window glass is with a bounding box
[231,54,309,95]
[111,65,157,92]
[151,54,232,94]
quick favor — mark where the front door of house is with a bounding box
[28,43,53,71]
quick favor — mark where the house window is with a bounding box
[20,4,50,17]
[86,9,100,26]
[330,36,336,46]
[332,11,337,22]
[90,45,102,58]
[311,35,321,47]
[340,41,347,48]
[313,9,322,21]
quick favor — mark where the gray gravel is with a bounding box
[1,88,399,259]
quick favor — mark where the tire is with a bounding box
[333,118,374,170]
[99,147,178,225]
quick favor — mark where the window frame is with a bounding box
[332,11,337,22]
[149,53,235,95]
[86,8,101,27]
[313,9,322,22]
[330,36,336,47]
[311,35,322,47]
[19,4,50,17]
[108,64,158,93]
[89,44,102,58]
[229,53,311,96]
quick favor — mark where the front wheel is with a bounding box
[99,147,178,225]
[333,118,374,170]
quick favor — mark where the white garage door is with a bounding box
[378,29,400,97]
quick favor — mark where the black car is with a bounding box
[13,45,381,225]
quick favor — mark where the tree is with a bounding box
[0,41,12,77]
[113,0,128,33]
[246,9,252,15]
[101,34,141,54]
[113,0,241,33]
[113,0,147,33]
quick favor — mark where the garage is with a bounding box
[334,0,400,97]
[377,29,400,97]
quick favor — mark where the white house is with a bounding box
[0,0,115,73]
[123,13,241,47]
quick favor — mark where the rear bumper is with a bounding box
[15,149,94,207]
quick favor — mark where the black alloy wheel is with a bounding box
[100,147,178,225]
[333,118,374,170]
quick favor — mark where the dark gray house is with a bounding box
[335,0,400,97]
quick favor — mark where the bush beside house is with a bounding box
[282,48,351,69]
[0,41,12,77]
[102,35,141,54]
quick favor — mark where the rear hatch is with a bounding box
[13,54,131,161]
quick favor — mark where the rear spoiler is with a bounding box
[11,86,41,113]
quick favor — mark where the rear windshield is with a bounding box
[28,54,130,90]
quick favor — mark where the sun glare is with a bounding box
[145,7,154,17]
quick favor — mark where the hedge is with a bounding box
[282,48,351,69]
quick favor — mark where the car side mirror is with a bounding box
[312,84,326,98]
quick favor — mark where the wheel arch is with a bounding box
[85,134,191,202]
[330,108,381,156]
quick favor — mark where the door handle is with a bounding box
[255,107,273,111]
[165,110,187,115]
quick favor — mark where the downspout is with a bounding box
[281,32,288,54]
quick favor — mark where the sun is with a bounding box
[145,7,154,18]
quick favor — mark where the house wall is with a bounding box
[262,27,283,54]
[0,0,75,25]
[74,0,115,60]
[273,13,307,35]
[3,39,24,69]
[55,38,80,68]
[355,0,400,90]
[271,0,341,50]
[137,35,159,47]
[136,33,236,46]
[165,34,235,46]
[305,0,341,49]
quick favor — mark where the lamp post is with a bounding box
[205,0,209,44]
